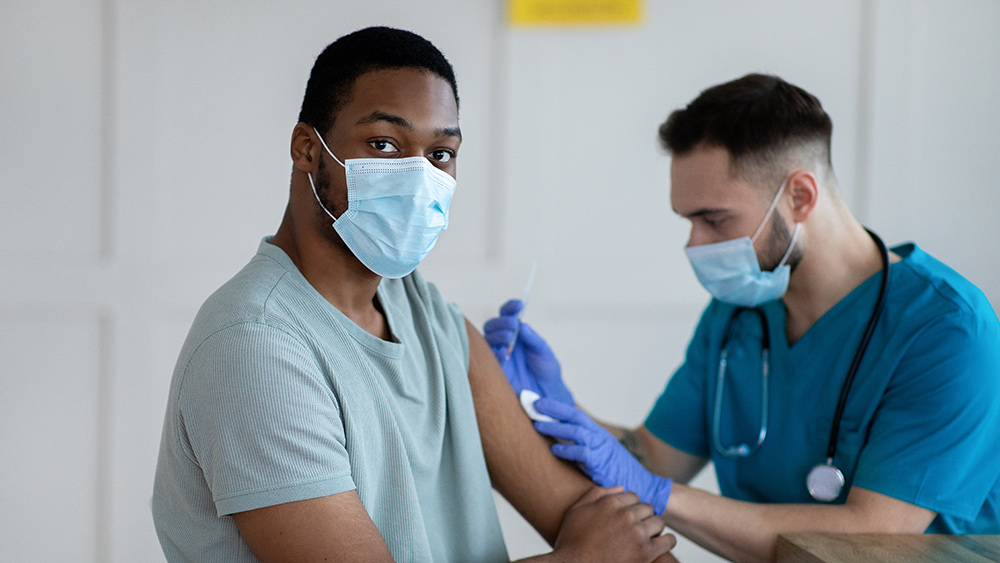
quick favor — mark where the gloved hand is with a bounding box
[483,299,574,406]
[532,397,672,515]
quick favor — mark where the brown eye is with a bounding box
[431,149,454,163]
[369,140,397,153]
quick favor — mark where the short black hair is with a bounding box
[658,73,833,185]
[298,26,459,135]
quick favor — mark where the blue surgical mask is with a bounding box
[308,127,455,279]
[684,180,801,307]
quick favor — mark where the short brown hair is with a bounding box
[659,73,833,187]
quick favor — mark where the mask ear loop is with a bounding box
[311,127,347,168]
[751,179,789,243]
[308,126,348,223]
[776,222,801,268]
[308,172,339,223]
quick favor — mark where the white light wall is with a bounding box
[2,2,998,562]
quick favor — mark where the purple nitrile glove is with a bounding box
[482,299,575,406]
[532,397,672,515]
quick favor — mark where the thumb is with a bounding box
[499,299,524,317]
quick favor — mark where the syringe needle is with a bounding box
[505,259,538,361]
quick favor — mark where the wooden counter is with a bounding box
[776,533,1000,562]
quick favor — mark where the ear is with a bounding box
[786,169,819,223]
[290,122,320,173]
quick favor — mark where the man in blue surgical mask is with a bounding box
[486,74,1000,561]
[151,26,677,563]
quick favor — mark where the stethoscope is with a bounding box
[712,229,891,502]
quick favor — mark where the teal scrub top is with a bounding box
[645,243,1000,533]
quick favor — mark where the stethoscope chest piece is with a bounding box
[807,462,845,502]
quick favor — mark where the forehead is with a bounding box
[334,67,458,131]
[669,144,759,215]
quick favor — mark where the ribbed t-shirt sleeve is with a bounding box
[177,321,356,516]
[407,270,470,370]
[644,303,716,459]
[851,309,1000,521]
[446,300,470,371]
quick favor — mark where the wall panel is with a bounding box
[0,312,103,562]
[0,0,105,264]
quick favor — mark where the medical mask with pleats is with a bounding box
[308,127,455,279]
[685,180,801,307]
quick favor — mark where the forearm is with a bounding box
[663,484,935,563]
[606,424,654,466]
[596,419,705,484]
[664,483,816,563]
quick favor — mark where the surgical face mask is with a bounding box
[684,180,801,307]
[308,127,456,279]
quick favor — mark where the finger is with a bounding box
[598,489,641,510]
[499,299,524,316]
[533,398,590,425]
[550,443,588,463]
[482,316,512,333]
[572,485,623,507]
[482,326,516,348]
[534,420,591,444]
[623,500,655,524]
[650,531,679,559]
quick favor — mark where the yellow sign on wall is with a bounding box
[508,0,643,26]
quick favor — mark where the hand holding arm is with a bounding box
[545,486,677,563]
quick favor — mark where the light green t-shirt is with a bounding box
[152,238,508,562]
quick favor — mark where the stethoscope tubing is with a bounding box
[824,229,891,461]
[714,307,770,458]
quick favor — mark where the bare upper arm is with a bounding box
[464,318,595,544]
[844,487,937,532]
[232,490,394,563]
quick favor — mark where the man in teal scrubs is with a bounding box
[486,74,1000,562]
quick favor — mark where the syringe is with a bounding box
[505,259,538,361]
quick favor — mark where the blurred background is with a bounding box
[2,1,998,561]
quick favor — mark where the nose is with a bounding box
[686,225,709,248]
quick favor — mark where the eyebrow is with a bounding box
[674,207,728,219]
[356,111,462,141]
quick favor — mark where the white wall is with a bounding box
[2,1,998,562]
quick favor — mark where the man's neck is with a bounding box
[271,206,390,340]
[781,217,886,345]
